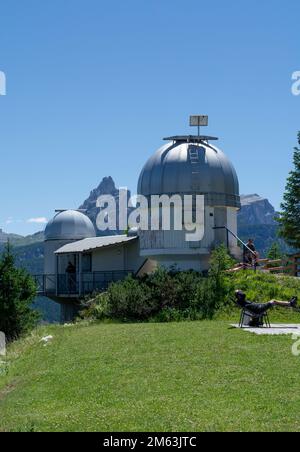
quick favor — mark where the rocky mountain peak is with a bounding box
[238,194,277,226]
[79,176,132,235]
[80,176,119,210]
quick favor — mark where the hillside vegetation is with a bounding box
[81,265,300,324]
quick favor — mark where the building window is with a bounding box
[82,254,92,273]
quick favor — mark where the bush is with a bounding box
[105,276,155,321]
[81,245,237,323]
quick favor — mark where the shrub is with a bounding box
[104,276,156,321]
[141,267,203,311]
[80,292,109,321]
[81,245,237,323]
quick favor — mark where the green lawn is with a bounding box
[1,318,300,432]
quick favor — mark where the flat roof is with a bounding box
[55,235,138,254]
[163,135,218,142]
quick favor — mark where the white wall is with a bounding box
[92,239,144,273]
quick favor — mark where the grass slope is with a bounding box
[1,318,300,432]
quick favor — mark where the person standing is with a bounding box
[66,261,76,293]
[244,238,256,266]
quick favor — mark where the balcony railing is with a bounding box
[34,271,133,297]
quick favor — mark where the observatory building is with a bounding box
[137,136,241,271]
[39,117,241,320]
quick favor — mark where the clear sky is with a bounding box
[0,0,299,235]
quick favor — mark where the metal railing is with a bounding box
[213,226,257,269]
[34,274,56,295]
[34,271,133,297]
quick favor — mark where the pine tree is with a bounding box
[0,242,39,341]
[277,132,300,249]
[267,242,283,260]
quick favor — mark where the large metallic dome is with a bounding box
[45,210,96,241]
[138,141,240,208]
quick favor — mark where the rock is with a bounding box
[40,335,53,344]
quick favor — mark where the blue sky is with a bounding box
[0,0,299,235]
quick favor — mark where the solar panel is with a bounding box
[190,115,208,127]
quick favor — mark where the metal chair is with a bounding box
[239,308,271,329]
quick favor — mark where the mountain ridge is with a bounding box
[238,194,278,226]
[0,179,286,266]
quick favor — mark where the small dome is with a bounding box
[45,210,96,241]
[138,141,240,208]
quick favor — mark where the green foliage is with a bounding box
[81,245,236,322]
[227,270,300,305]
[267,242,283,260]
[0,243,39,341]
[191,245,235,319]
[81,244,300,324]
[277,132,300,249]
[104,276,154,321]
[265,242,284,269]
[210,244,236,274]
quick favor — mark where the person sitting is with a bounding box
[235,290,298,316]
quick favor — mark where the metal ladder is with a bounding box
[189,145,205,190]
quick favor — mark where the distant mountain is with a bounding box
[0,229,44,247]
[238,194,278,226]
[0,230,44,274]
[237,194,290,256]
[0,228,23,243]
[79,176,133,235]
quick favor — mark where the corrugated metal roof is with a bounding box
[55,235,137,254]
